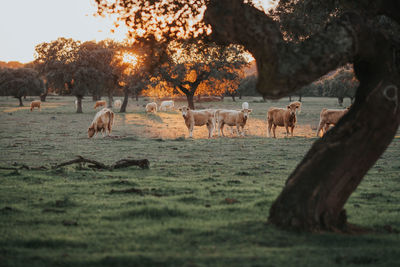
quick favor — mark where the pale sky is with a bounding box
[0,0,127,63]
[0,0,275,64]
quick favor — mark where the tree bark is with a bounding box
[76,96,83,113]
[108,93,113,108]
[120,90,129,113]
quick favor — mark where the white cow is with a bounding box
[159,100,174,111]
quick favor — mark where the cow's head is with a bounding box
[287,104,298,116]
[179,106,190,118]
[241,109,252,120]
[88,127,95,138]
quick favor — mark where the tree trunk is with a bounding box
[268,31,400,231]
[231,95,236,101]
[18,97,23,106]
[120,90,129,113]
[338,96,344,106]
[76,96,83,113]
[40,93,47,102]
[289,96,292,102]
[186,94,195,110]
[108,92,113,108]
[135,91,139,101]
[298,94,302,102]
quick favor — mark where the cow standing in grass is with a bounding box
[179,106,215,138]
[215,109,252,137]
[267,101,301,138]
[88,108,115,138]
[30,100,41,111]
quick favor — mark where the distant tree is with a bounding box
[0,68,44,106]
[155,42,247,109]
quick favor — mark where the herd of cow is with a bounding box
[28,98,349,139]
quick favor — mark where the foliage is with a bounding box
[0,68,44,105]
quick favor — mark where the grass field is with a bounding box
[0,96,399,266]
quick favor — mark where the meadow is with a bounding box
[0,96,399,266]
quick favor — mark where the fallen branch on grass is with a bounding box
[0,156,149,172]
[52,155,149,170]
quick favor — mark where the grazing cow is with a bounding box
[146,102,158,113]
[87,108,115,138]
[267,101,302,138]
[113,99,122,109]
[30,100,41,111]
[94,100,106,109]
[179,106,215,138]
[317,107,349,137]
[215,109,252,137]
[242,102,249,110]
[160,100,174,111]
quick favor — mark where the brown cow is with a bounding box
[317,107,349,137]
[267,101,302,138]
[215,109,252,137]
[179,106,215,138]
[88,108,115,138]
[94,100,106,109]
[30,100,41,111]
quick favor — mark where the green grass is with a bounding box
[0,96,399,266]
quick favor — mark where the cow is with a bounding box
[113,99,122,109]
[88,108,115,138]
[242,102,249,110]
[159,100,174,111]
[179,106,215,138]
[94,100,106,109]
[215,109,252,137]
[267,101,302,138]
[146,102,158,113]
[30,100,41,111]
[317,107,349,137]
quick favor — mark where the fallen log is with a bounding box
[53,156,149,170]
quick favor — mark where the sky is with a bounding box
[0,0,275,64]
[0,0,127,63]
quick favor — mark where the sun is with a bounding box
[121,52,138,66]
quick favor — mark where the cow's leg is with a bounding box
[272,125,277,138]
[267,121,272,137]
[221,123,226,137]
[189,124,194,138]
[291,126,294,137]
[236,124,241,136]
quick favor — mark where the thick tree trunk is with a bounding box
[120,90,129,113]
[186,94,195,110]
[298,95,302,102]
[269,78,400,232]
[17,97,23,106]
[231,95,236,101]
[76,96,83,113]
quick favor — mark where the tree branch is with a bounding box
[204,0,363,98]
